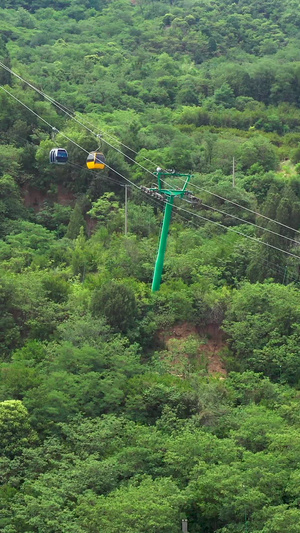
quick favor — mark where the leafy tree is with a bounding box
[42,273,70,303]
[77,476,184,533]
[223,282,300,382]
[163,428,240,483]
[0,274,20,355]
[125,373,197,424]
[214,83,236,108]
[91,281,137,332]
[0,399,37,458]
[237,136,279,172]
[229,403,285,452]
[258,506,300,532]
[0,37,11,85]
[66,201,86,239]
[0,174,26,236]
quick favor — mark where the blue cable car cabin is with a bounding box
[49,148,68,164]
[86,151,106,170]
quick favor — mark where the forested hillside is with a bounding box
[2,0,300,531]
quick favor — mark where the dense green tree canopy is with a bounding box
[1,0,300,531]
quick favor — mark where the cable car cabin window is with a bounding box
[50,148,68,164]
[86,151,105,170]
[57,150,68,162]
[95,153,105,164]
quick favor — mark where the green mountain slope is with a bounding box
[1,1,300,532]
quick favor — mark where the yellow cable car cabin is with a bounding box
[86,151,106,170]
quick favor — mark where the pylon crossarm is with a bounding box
[141,186,189,200]
[154,170,193,194]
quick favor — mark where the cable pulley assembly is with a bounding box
[140,186,164,201]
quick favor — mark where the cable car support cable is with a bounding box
[2,61,300,241]
[1,84,300,273]
[0,61,160,171]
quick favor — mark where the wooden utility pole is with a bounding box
[232,156,235,187]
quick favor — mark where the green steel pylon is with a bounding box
[151,169,193,292]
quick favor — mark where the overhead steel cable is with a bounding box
[0,62,158,178]
[151,187,300,282]
[67,161,128,188]
[159,177,300,246]
[182,180,300,237]
[2,61,300,242]
[4,167,300,282]
[173,203,300,261]
[186,198,300,247]
[0,86,88,155]
[0,84,142,194]
[2,82,300,264]
[0,61,160,171]
[168,206,300,283]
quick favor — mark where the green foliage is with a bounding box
[214,83,236,108]
[0,399,37,458]
[88,192,119,221]
[0,275,21,355]
[152,280,195,326]
[237,136,279,172]
[36,202,72,235]
[223,282,300,383]
[77,476,184,533]
[2,1,300,531]
[125,372,197,424]
[91,280,137,332]
[42,273,70,303]
[0,174,26,236]
[66,202,86,240]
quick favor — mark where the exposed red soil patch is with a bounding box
[198,324,227,376]
[21,185,97,236]
[22,184,76,211]
[159,322,227,377]
[160,323,198,343]
[86,216,98,236]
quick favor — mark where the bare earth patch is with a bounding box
[159,322,227,377]
[22,184,75,211]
